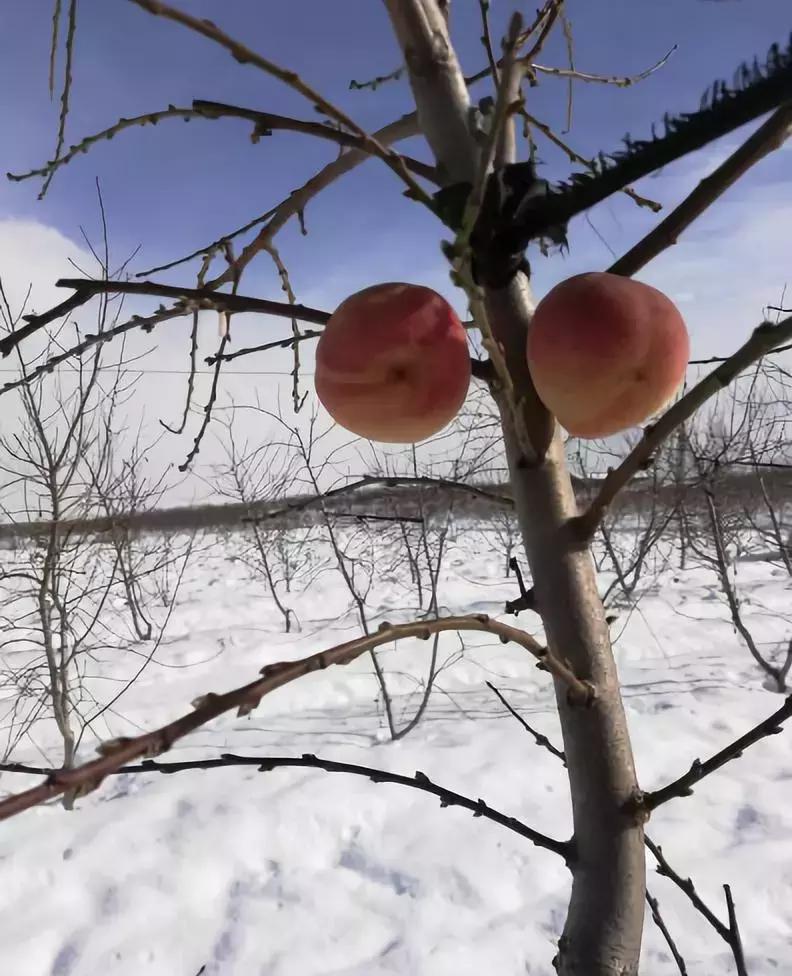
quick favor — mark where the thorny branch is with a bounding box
[0,613,591,822]
[0,753,570,858]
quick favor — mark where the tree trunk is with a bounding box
[384,4,646,972]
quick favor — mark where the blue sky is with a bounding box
[0,1,790,500]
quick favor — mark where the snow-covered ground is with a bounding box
[1,527,791,975]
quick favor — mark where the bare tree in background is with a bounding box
[681,367,792,691]
[1,2,792,972]
[0,256,192,801]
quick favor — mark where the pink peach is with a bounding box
[526,272,689,438]
[315,283,471,443]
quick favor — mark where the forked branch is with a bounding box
[129,0,434,210]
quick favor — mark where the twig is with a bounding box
[522,110,660,211]
[478,0,500,86]
[160,252,212,435]
[645,890,689,975]
[530,45,677,89]
[723,885,748,976]
[558,8,574,132]
[485,681,565,762]
[0,613,591,821]
[129,0,434,212]
[178,333,228,472]
[48,0,63,98]
[610,103,792,277]
[349,65,405,92]
[242,475,513,524]
[641,694,792,812]
[646,838,748,973]
[7,102,437,190]
[204,330,322,366]
[644,837,729,941]
[0,753,570,858]
[0,277,331,359]
[0,306,189,399]
[134,111,422,281]
[40,0,77,199]
[573,314,792,540]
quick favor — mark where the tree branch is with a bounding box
[129,0,434,211]
[529,45,676,88]
[0,612,590,821]
[0,278,331,360]
[640,694,792,812]
[573,314,792,540]
[7,101,437,191]
[644,890,689,975]
[241,475,514,525]
[646,838,748,974]
[0,752,570,858]
[486,681,565,762]
[609,103,792,277]
[1,306,189,398]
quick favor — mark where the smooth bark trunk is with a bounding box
[383,3,646,971]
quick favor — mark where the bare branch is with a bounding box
[0,752,570,858]
[486,681,565,762]
[610,103,792,277]
[242,475,514,525]
[39,0,77,199]
[645,890,689,975]
[159,253,212,435]
[129,0,434,211]
[521,110,661,211]
[646,838,748,973]
[0,613,591,821]
[6,101,436,190]
[478,0,500,87]
[0,306,188,398]
[723,886,748,976]
[574,314,792,539]
[0,278,330,360]
[640,694,792,812]
[530,44,677,88]
[48,0,63,98]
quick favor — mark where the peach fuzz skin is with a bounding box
[315,283,471,444]
[526,272,690,439]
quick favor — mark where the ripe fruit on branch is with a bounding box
[526,272,689,439]
[315,283,471,444]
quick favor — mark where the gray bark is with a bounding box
[383,3,646,972]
